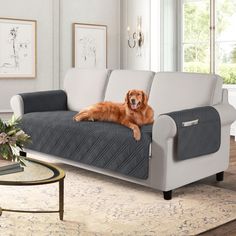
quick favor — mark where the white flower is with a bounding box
[15,130,30,143]
[8,136,17,146]
[0,132,8,144]
[15,130,25,137]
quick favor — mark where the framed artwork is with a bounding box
[0,18,37,78]
[73,23,107,69]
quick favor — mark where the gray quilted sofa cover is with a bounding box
[166,106,221,160]
[21,111,152,179]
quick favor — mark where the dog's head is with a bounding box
[125,89,148,111]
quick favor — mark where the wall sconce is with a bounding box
[127,16,144,50]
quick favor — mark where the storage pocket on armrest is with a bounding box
[166,106,221,160]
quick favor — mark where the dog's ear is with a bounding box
[142,91,148,106]
[125,90,131,104]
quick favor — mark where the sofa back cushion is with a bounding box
[64,68,110,111]
[104,70,155,102]
[149,72,223,117]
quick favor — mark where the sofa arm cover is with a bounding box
[10,90,67,117]
[152,103,236,144]
[165,106,221,160]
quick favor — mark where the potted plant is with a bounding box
[0,116,31,165]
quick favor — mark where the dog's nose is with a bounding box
[131,99,136,104]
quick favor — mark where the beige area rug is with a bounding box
[0,164,235,236]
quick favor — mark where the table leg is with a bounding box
[59,179,64,220]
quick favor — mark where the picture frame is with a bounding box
[73,23,107,69]
[0,17,37,78]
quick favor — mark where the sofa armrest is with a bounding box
[152,115,177,144]
[212,103,236,126]
[10,90,67,118]
[152,103,236,144]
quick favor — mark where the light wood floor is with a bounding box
[199,137,236,235]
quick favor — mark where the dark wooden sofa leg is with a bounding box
[216,171,224,181]
[163,190,172,200]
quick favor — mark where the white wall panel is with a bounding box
[0,0,120,110]
[59,0,120,86]
[0,0,57,111]
[120,0,151,70]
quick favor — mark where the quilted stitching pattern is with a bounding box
[21,111,152,179]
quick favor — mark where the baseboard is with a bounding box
[0,109,12,113]
[0,111,13,121]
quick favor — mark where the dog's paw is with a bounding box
[73,114,81,122]
[88,117,94,121]
[133,128,141,141]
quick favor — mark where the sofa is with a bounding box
[10,69,236,200]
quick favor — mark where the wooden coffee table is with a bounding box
[0,157,65,220]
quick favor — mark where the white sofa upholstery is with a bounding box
[64,68,111,111]
[105,70,154,102]
[10,69,236,199]
[149,72,223,116]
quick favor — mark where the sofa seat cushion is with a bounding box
[21,111,152,179]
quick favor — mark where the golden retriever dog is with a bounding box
[73,89,154,141]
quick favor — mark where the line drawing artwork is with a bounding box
[79,36,97,67]
[0,19,35,77]
[74,24,107,69]
[0,27,30,70]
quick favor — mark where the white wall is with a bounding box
[59,0,120,86]
[162,0,178,71]
[0,0,58,111]
[0,0,121,111]
[120,0,151,70]
[120,0,178,72]
[150,0,162,72]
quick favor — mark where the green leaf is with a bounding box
[7,129,17,136]
[0,116,31,162]
[0,119,5,132]
[0,144,13,160]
